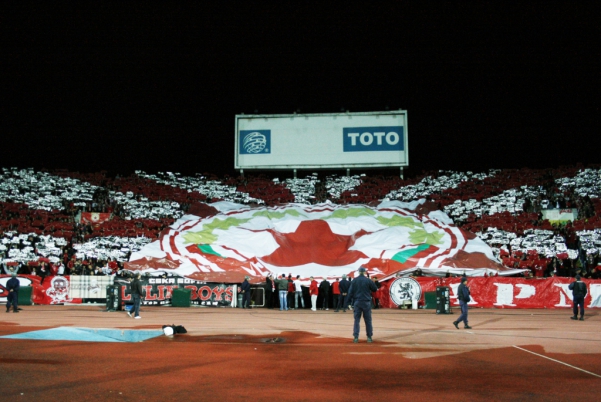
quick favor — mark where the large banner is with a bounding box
[118,276,235,307]
[235,111,408,169]
[382,277,601,309]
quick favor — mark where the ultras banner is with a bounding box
[381,277,601,309]
[119,276,235,307]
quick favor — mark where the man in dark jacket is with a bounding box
[128,272,144,319]
[569,274,587,321]
[240,276,251,309]
[453,276,472,329]
[319,278,331,310]
[348,267,378,343]
[274,274,289,311]
[265,274,277,309]
[336,274,350,312]
[6,271,20,313]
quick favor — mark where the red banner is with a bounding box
[0,275,82,305]
[80,212,112,225]
[381,277,601,309]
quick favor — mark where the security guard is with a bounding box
[6,270,20,313]
[348,267,378,343]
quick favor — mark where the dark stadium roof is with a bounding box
[2,2,600,177]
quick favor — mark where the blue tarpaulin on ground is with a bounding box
[0,327,163,343]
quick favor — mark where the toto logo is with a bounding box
[343,126,404,152]
[389,277,422,305]
[240,130,271,154]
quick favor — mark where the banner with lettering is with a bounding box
[118,277,235,307]
[381,277,601,309]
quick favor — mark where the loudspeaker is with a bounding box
[105,285,120,311]
[436,286,450,314]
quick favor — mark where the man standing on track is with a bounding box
[569,274,587,321]
[6,270,20,313]
[332,277,340,311]
[309,276,319,311]
[294,275,305,309]
[128,272,144,319]
[336,274,350,312]
[348,267,378,343]
[319,278,331,310]
[453,276,472,329]
[274,274,289,311]
[240,276,251,309]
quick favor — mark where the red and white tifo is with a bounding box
[126,201,526,283]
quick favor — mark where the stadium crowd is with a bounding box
[1,165,601,281]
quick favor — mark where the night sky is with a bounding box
[3,2,600,178]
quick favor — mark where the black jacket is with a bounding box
[569,280,587,297]
[130,278,144,297]
[319,280,331,294]
[348,275,377,302]
[339,278,350,294]
[458,282,471,302]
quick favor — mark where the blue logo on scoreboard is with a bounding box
[343,126,404,152]
[239,130,271,154]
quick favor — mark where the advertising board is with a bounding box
[235,111,408,169]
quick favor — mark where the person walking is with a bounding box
[294,275,305,309]
[128,272,144,319]
[240,276,251,309]
[569,274,587,320]
[5,270,20,313]
[348,267,378,343]
[309,276,319,311]
[453,276,472,329]
[336,274,350,312]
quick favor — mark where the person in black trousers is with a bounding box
[348,267,378,343]
[5,270,20,313]
[240,276,251,309]
[127,272,144,319]
[336,274,350,312]
[453,276,472,329]
[569,274,587,320]
[319,278,331,310]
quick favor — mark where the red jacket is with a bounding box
[309,280,319,296]
[332,281,340,295]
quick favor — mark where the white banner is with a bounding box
[69,275,114,299]
[541,208,578,222]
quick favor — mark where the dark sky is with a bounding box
[3,2,600,178]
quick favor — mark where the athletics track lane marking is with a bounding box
[512,345,601,379]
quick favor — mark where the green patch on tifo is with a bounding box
[409,229,445,245]
[377,215,424,228]
[252,209,306,219]
[182,217,251,244]
[197,244,224,257]
[391,243,431,264]
[324,207,376,220]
